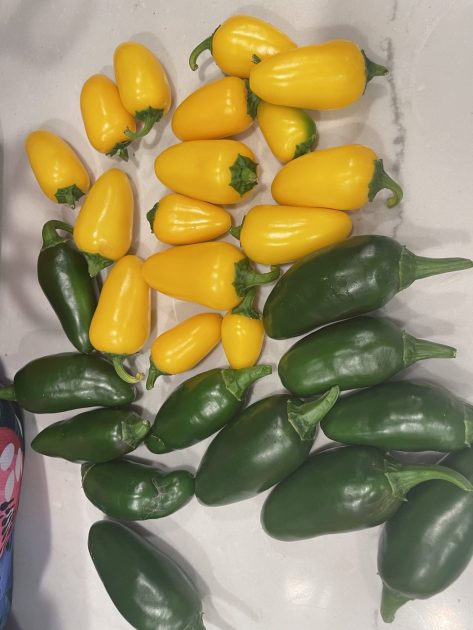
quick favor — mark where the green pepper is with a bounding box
[82,459,194,520]
[195,387,339,506]
[263,235,473,339]
[279,316,456,396]
[145,364,272,454]
[88,520,205,630]
[31,408,150,463]
[37,220,97,354]
[322,380,473,452]
[0,352,136,413]
[378,449,473,623]
[261,445,473,541]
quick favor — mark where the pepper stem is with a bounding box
[229,154,258,197]
[362,50,389,85]
[380,585,410,623]
[125,107,164,140]
[106,141,131,161]
[233,258,280,297]
[402,331,456,368]
[368,159,403,208]
[222,364,272,401]
[55,184,85,208]
[120,418,151,448]
[0,385,16,401]
[41,220,73,250]
[189,32,215,70]
[146,357,168,390]
[111,355,143,384]
[398,247,473,290]
[244,80,260,119]
[384,462,473,499]
[146,203,159,233]
[81,252,114,277]
[231,287,260,319]
[287,386,340,441]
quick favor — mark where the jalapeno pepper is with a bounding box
[31,408,149,463]
[0,353,135,413]
[145,364,272,454]
[221,288,265,369]
[261,445,473,541]
[279,316,456,397]
[37,220,97,354]
[257,102,316,162]
[263,235,473,339]
[195,387,339,506]
[88,521,205,630]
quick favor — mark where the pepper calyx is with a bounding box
[146,203,159,233]
[125,107,164,140]
[233,258,280,297]
[222,364,272,401]
[120,418,151,448]
[81,252,114,277]
[362,50,389,85]
[287,386,339,441]
[384,460,473,499]
[55,184,85,208]
[106,140,131,161]
[368,159,403,208]
[229,154,258,197]
[231,287,261,320]
[244,79,260,119]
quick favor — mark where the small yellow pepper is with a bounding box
[73,168,134,276]
[146,312,222,389]
[114,42,171,139]
[80,74,136,160]
[25,130,90,208]
[221,288,265,369]
[89,255,151,383]
[154,140,258,205]
[249,40,388,110]
[257,102,316,163]
[147,193,232,245]
[232,205,352,265]
[142,242,279,311]
[271,145,403,211]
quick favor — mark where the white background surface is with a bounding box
[2,0,473,629]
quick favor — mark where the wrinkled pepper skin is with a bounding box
[263,235,473,339]
[31,408,150,463]
[378,449,473,623]
[82,459,194,520]
[88,520,206,630]
[221,288,265,369]
[145,364,272,454]
[257,101,316,162]
[0,353,136,413]
[279,316,456,397]
[37,221,97,354]
[322,381,473,452]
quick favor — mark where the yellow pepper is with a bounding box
[147,193,232,245]
[80,74,136,160]
[89,255,150,383]
[232,204,352,265]
[189,15,295,77]
[221,288,265,369]
[25,130,90,208]
[271,145,403,211]
[249,40,388,110]
[172,76,258,141]
[73,168,134,276]
[154,140,258,205]
[114,42,171,139]
[142,242,279,310]
[146,313,222,389]
[257,102,316,163]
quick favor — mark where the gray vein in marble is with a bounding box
[390,0,398,22]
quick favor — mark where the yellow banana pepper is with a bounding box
[250,40,388,110]
[146,312,222,389]
[189,15,296,77]
[25,130,90,208]
[80,74,136,160]
[271,145,403,211]
[257,102,316,163]
[89,255,151,383]
[154,140,258,205]
[232,205,352,265]
[221,288,265,369]
[147,193,232,245]
[73,168,134,276]
[114,42,171,139]
[142,242,279,311]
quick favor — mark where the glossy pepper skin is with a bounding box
[37,220,97,354]
[142,242,279,311]
[73,168,134,276]
[250,40,388,110]
[154,140,258,204]
[263,235,473,339]
[88,521,205,630]
[221,288,265,369]
[114,41,171,139]
[80,74,136,160]
[279,316,456,397]
[261,445,473,541]
[0,353,135,413]
[272,145,403,210]
[25,130,90,207]
[257,102,316,162]
[196,387,339,506]
[189,15,295,77]
[147,193,231,245]
[146,312,222,389]
[378,449,473,623]
[82,459,194,520]
[322,381,473,452]
[31,408,150,463]
[145,364,272,454]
